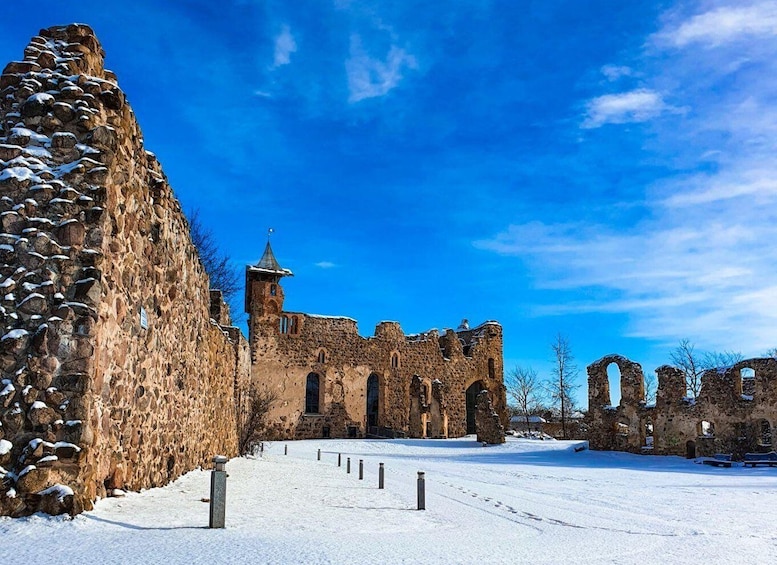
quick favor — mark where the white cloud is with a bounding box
[346,34,417,103]
[483,0,777,354]
[273,25,297,68]
[581,89,671,128]
[315,261,336,269]
[601,65,634,81]
[476,195,777,352]
[658,3,777,47]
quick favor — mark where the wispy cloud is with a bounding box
[346,34,417,103]
[656,2,777,47]
[581,89,672,128]
[315,261,336,269]
[601,64,634,81]
[272,24,297,68]
[481,1,777,353]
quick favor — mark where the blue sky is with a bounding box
[3,0,776,407]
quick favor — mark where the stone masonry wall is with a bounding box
[0,25,250,516]
[587,353,777,459]
[247,272,507,441]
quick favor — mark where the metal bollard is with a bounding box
[338,453,341,467]
[379,463,384,489]
[417,471,425,510]
[317,448,321,461]
[284,444,288,455]
[359,459,363,480]
[347,457,351,473]
[209,456,228,528]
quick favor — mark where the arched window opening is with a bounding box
[758,419,772,447]
[317,350,326,364]
[391,352,399,369]
[606,363,622,408]
[270,284,277,296]
[305,373,320,414]
[699,420,715,437]
[367,374,380,429]
[644,419,654,448]
[279,315,289,334]
[290,316,299,335]
[741,367,755,400]
[488,358,495,380]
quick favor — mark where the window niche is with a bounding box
[305,373,320,414]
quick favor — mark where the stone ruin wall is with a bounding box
[249,299,507,441]
[587,353,777,459]
[0,25,251,517]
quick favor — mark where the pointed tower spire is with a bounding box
[249,231,293,278]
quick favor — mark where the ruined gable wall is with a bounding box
[586,354,648,452]
[252,309,505,440]
[0,25,249,516]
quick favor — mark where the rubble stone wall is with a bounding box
[0,25,250,517]
[587,353,777,458]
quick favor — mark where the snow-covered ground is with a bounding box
[3,437,777,564]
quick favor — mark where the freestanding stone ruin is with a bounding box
[246,243,507,441]
[587,354,777,459]
[0,25,251,516]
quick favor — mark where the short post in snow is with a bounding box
[209,455,228,528]
[359,459,364,480]
[317,448,321,461]
[379,463,384,489]
[417,471,426,510]
[347,457,351,474]
[284,444,288,455]
[338,453,341,467]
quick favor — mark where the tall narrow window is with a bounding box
[391,352,399,368]
[488,358,495,380]
[270,284,277,296]
[279,315,289,334]
[305,373,320,414]
[317,350,326,363]
[290,315,299,334]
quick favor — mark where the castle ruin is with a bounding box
[587,354,777,459]
[246,241,508,442]
[0,25,506,517]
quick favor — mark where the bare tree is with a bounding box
[506,366,544,431]
[644,372,657,405]
[188,209,241,303]
[765,348,777,359]
[670,339,743,398]
[238,388,277,455]
[670,339,704,399]
[547,333,580,439]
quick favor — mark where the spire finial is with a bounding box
[267,227,274,242]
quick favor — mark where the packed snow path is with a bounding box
[3,437,777,564]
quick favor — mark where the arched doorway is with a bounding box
[686,440,696,459]
[367,373,380,430]
[466,381,485,434]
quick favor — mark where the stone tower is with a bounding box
[245,239,293,346]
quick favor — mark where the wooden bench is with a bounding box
[702,453,732,467]
[743,452,777,467]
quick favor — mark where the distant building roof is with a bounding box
[510,415,547,424]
